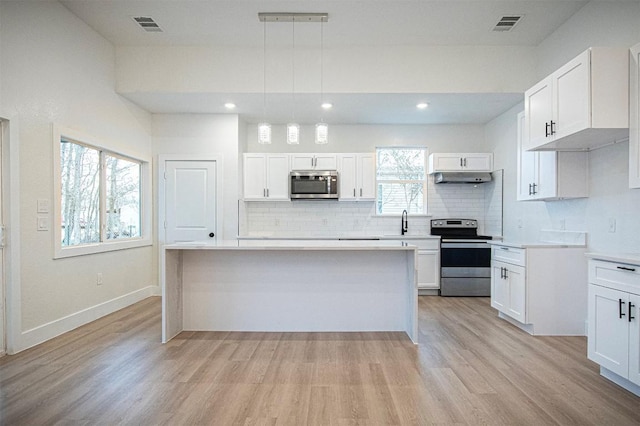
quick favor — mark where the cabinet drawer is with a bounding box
[411,239,440,250]
[492,246,525,266]
[589,259,640,295]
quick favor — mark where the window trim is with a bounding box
[52,125,152,259]
[375,146,429,216]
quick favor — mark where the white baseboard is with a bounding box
[15,286,156,354]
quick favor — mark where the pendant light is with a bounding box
[286,19,300,145]
[257,18,271,144]
[315,18,329,145]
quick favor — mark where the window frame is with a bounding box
[53,125,152,259]
[375,146,429,216]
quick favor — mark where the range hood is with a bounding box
[434,172,492,184]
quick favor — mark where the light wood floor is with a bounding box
[1,296,639,425]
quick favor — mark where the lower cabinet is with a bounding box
[388,238,439,290]
[587,258,640,394]
[489,243,587,335]
[491,260,526,323]
[416,248,439,290]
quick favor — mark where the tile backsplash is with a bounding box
[241,173,503,237]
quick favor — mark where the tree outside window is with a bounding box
[376,147,427,215]
[60,138,141,247]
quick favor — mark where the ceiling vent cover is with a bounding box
[492,15,523,32]
[132,16,163,32]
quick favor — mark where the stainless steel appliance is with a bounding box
[430,219,492,296]
[289,170,338,200]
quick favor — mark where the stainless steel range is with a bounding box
[430,219,493,297]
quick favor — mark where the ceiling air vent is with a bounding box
[132,16,163,33]
[492,15,524,32]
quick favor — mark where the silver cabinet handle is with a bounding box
[353,189,356,197]
[463,158,467,167]
[360,188,363,196]
[266,188,269,197]
[460,158,463,167]
[263,188,266,197]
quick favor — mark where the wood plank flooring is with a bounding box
[1,296,639,425]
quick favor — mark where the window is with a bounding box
[54,126,151,258]
[376,147,427,215]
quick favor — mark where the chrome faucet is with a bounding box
[401,209,408,235]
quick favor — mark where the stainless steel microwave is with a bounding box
[289,170,338,200]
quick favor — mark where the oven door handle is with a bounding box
[441,242,489,249]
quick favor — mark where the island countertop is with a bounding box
[164,239,418,251]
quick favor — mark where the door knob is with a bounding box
[209,232,215,238]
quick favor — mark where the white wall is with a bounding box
[117,45,537,96]
[152,114,240,241]
[0,1,154,352]
[484,0,640,252]
[535,1,640,79]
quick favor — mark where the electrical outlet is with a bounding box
[322,218,328,226]
[97,273,103,286]
[608,218,616,233]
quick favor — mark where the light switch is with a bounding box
[37,215,49,231]
[37,199,50,213]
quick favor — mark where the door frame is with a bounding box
[157,155,223,303]
[0,115,21,355]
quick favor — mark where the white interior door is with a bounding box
[165,160,217,243]
[0,121,5,355]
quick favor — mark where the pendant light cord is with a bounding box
[291,19,296,122]
[262,19,267,121]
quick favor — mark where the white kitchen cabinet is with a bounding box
[587,258,640,395]
[491,259,526,323]
[291,154,337,170]
[489,243,586,335]
[386,238,439,290]
[516,111,588,201]
[630,42,640,189]
[428,153,493,173]
[524,47,629,151]
[243,154,290,201]
[338,153,375,201]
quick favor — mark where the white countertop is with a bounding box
[237,234,440,241]
[585,252,640,265]
[164,239,418,251]
[488,240,585,249]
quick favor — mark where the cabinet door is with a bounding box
[491,261,509,312]
[524,77,553,151]
[291,154,314,170]
[517,111,537,200]
[629,293,640,386]
[358,154,376,200]
[588,284,629,378]
[553,50,590,141]
[314,154,337,170]
[338,154,357,200]
[534,151,558,200]
[462,154,492,171]
[430,153,462,171]
[630,43,640,189]
[417,250,439,289]
[243,155,267,199]
[506,264,526,323]
[265,155,290,200]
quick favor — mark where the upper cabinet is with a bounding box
[428,153,493,173]
[243,154,290,201]
[524,47,629,152]
[516,111,588,201]
[630,42,640,189]
[338,153,375,201]
[290,154,337,170]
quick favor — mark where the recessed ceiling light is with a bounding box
[224,103,236,110]
[416,102,429,109]
[321,102,333,110]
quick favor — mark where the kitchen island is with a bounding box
[162,240,418,344]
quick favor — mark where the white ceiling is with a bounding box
[60,0,592,124]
